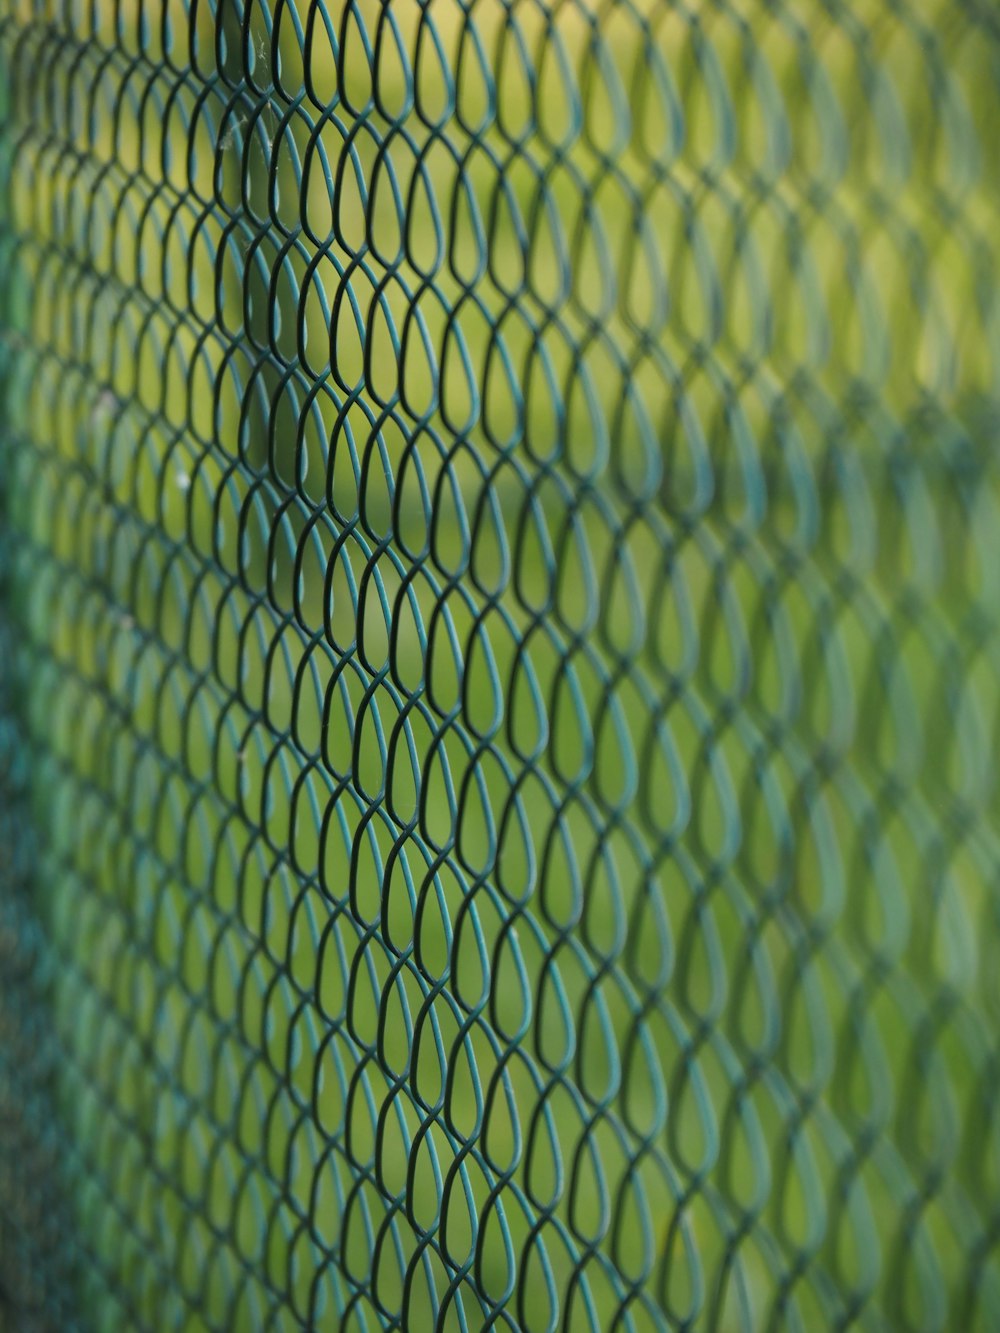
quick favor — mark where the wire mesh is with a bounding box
[2,0,1000,1329]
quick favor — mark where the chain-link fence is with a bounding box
[2,0,1000,1329]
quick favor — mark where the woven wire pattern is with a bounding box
[2,0,1000,1329]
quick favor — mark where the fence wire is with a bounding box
[2,0,1000,1330]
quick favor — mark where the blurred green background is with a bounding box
[2,0,1000,1329]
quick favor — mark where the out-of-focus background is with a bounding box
[2,0,1000,1329]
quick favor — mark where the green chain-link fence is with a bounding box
[2,0,1000,1329]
